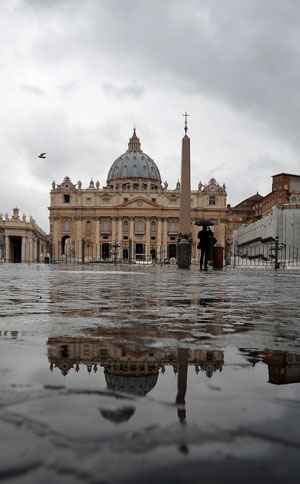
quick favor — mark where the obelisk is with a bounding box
[177,113,192,269]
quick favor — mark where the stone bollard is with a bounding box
[213,244,224,270]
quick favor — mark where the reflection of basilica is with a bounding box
[48,335,224,397]
[47,334,224,424]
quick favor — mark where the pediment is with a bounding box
[118,196,160,209]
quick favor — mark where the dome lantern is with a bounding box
[128,128,141,152]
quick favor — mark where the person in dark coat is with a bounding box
[198,226,215,270]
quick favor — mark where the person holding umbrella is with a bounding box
[197,221,216,271]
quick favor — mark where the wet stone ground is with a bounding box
[1,264,300,483]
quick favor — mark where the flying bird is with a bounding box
[38,153,47,159]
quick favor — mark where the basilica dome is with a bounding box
[107,129,161,185]
[105,370,158,397]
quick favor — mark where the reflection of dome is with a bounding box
[105,370,158,396]
[99,405,136,424]
[107,129,161,184]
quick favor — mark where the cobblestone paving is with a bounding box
[0,264,300,483]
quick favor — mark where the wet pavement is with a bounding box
[1,264,300,483]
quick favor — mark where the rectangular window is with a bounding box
[168,221,177,233]
[209,195,216,206]
[135,220,145,234]
[64,194,70,203]
[100,219,111,234]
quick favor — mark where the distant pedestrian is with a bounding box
[197,226,216,270]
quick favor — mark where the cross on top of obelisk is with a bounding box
[183,112,190,134]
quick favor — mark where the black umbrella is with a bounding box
[194,219,216,227]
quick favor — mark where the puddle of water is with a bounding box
[1,265,300,483]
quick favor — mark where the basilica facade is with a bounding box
[49,129,227,263]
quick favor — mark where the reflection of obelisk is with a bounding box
[176,348,189,423]
[177,113,192,268]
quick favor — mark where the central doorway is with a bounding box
[135,243,144,261]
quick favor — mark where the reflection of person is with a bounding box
[197,226,216,270]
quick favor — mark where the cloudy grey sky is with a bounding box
[1,0,300,230]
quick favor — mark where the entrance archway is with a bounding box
[10,236,22,263]
[61,235,70,256]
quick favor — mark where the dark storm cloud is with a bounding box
[22,0,300,150]
[2,0,300,228]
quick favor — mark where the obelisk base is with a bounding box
[176,235,192,269]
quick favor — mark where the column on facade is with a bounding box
[145,218,151,260]
[76,220,83,262]
[5,235,10,262]
[111,217,117,261]
[129,217,134,260]
[117,217,123,259]
[157,218,162,261]
[95,219,100,261]
[214,223,225,248]
[162,218,168,260]
[111,217,117,243]
[52,221,59,261]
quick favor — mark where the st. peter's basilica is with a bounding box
[49,129,227,263]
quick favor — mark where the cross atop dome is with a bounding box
[128,128,141,152]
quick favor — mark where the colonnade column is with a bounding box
[33,238,37,262]
[27,237,32,263]
[22,237,26,263]
[5,235,10,262]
